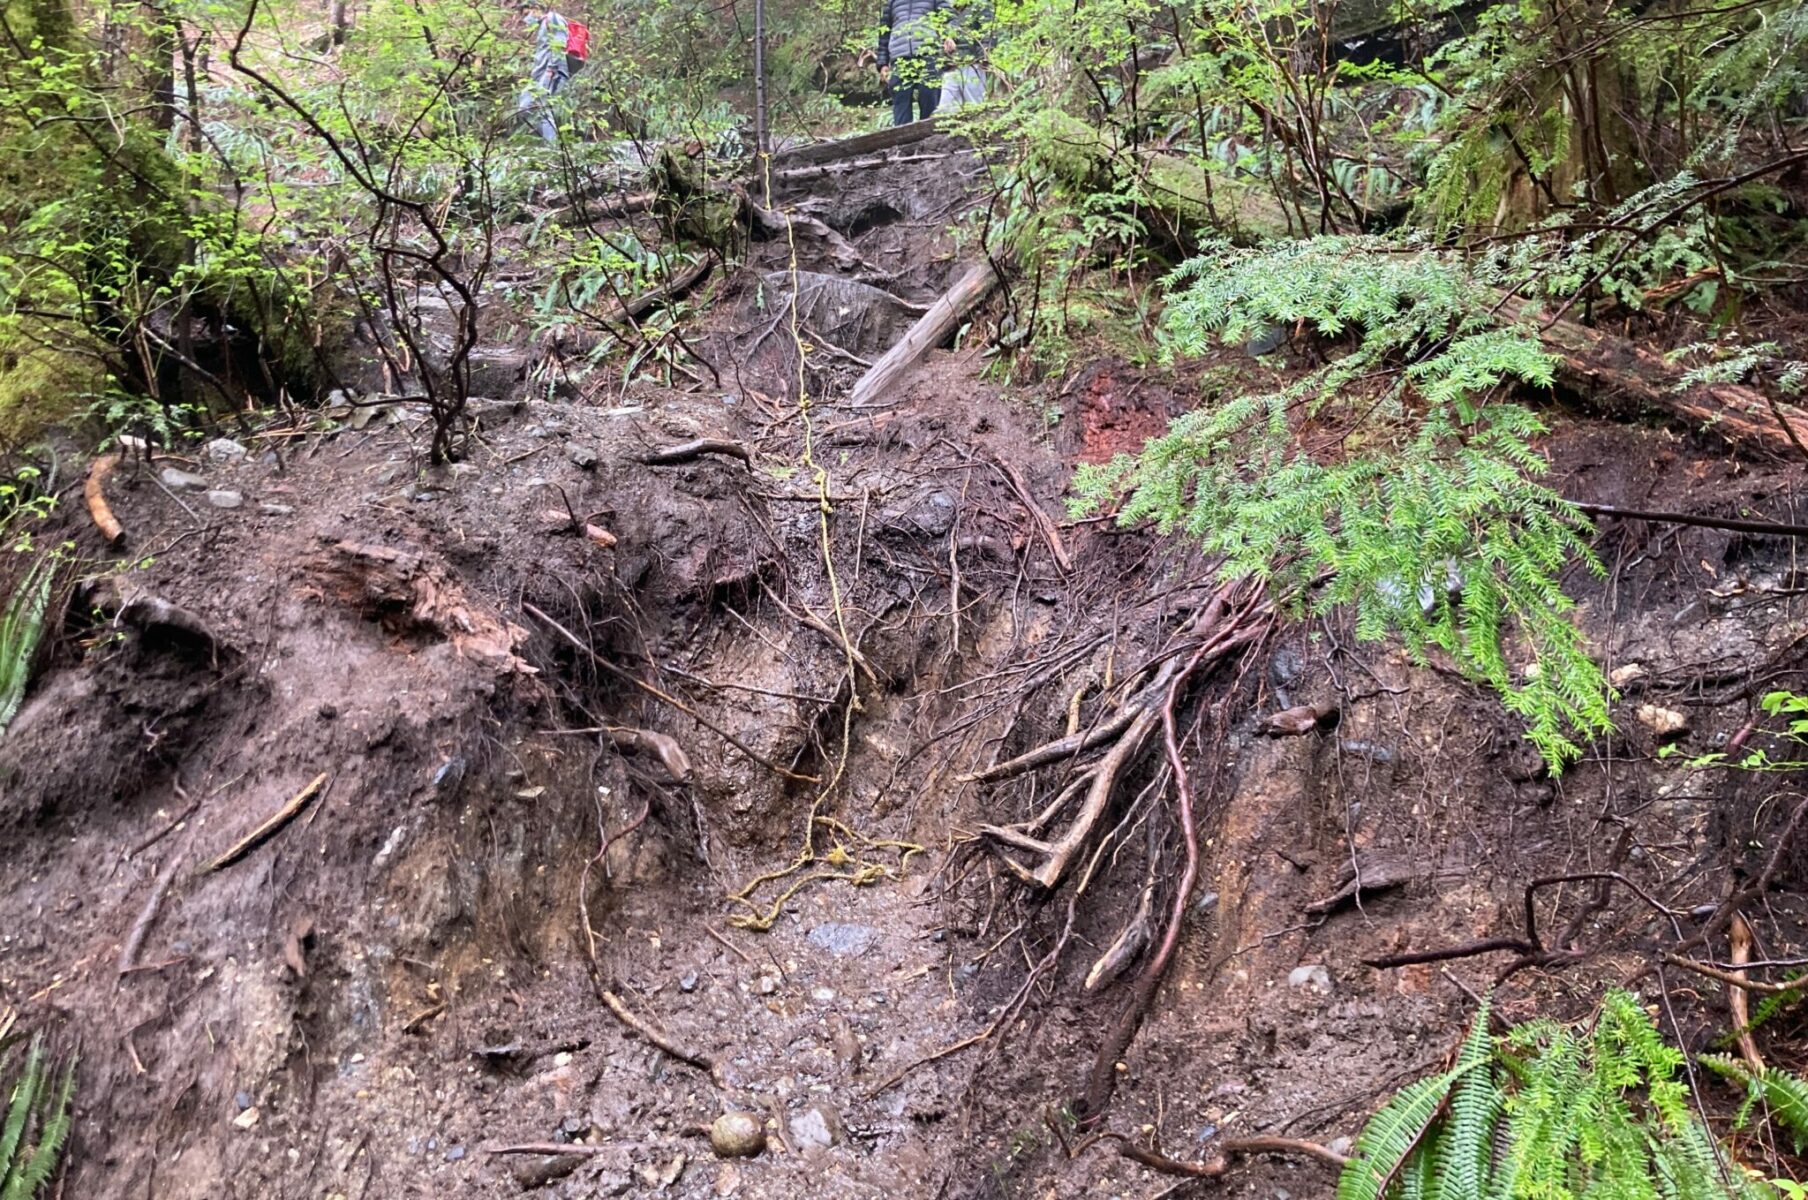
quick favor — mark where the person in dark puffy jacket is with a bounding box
[877,0,946,126]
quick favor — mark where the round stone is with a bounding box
[709,1112,766,1159]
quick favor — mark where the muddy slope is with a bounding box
[4,140,1808,1200]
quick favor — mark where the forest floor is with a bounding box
[4,132,1808,1200]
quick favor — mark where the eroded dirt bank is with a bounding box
[5,139,1808,1200]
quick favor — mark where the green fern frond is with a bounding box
[0,1037,75,1200]
[1339,1073,1463,1200]
[0,554,55,735]
[1701,1056,1808,1153]
[0,1040,44,1185]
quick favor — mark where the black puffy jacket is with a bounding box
[877,0,945,66]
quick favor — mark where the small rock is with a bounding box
[1287,964,1332,994]
[205,489,243,509]
[636,1151,687,1189]
[205,437,248,462]
[1637,704,1688,739]
[1194,891,1220,914]
[258,502,295,516]
[708,1112,766,1158]
[680,970,700,993]
[444,1145,466,1162]
[1328,1136,1353,1157]
[806,922,881,958]
[1609,663,1647,688]
[714,1163,742,1196]
[828,1013,862,1071]
[569,445,598,469]
[232,1106,261,1130]
[788,1104,840,1154]
[234,1090,252,1111]
[1244,324,1288,357]
[160,467,208,491]
[756,974,778,996]
[811,986,836,1002]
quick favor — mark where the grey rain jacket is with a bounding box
[877,0,945,66]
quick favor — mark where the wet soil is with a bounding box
[5,137,1808,1200]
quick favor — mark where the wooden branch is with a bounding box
[848,259,1002,407]
[992,455,1074,573]
[201,773,329,873]
[639,438,751,467]
[85,453,124,545]
[599,987,720,1083]
[617,257,711,323]
[118,854,181,976]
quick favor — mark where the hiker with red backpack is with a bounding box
[516,2,590,143]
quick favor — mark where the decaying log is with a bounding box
[85,453,124,545]
[313,540,536,674]
[615,256,711,324]
[848,259,1002,407]
[765,118,948,170]
[1493,297,1808,458]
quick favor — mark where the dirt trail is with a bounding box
[4,133,1808,1200]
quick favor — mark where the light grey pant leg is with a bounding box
[940,66,984,109]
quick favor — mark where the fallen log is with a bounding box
[616,256,712,323]
[766,119,948,170]
[85,453,124,545]
[848,258,1002,407]
[1495,297,1808,458]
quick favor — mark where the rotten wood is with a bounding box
[1493,295,1808,458]
[1304,856,1417,915]
[201,773,329,874]
[85,453,125,545]
[848,259,1002,408]
[1261,701,1338,737]
[614,256,711,324]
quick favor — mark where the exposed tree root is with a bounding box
[1052,1114,1349,1180]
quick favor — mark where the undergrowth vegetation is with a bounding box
[1075,239,1608,764]
[0,1022,76,1200]
[1340,994,1770,1200]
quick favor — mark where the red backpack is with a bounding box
[565,20,590,71]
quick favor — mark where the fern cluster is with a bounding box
[1340,992,1764,1200]
[1701,1057,1808,1155]
[0,553,54,737]
[1073,238,1610,766]
[0,1034,76,1200]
